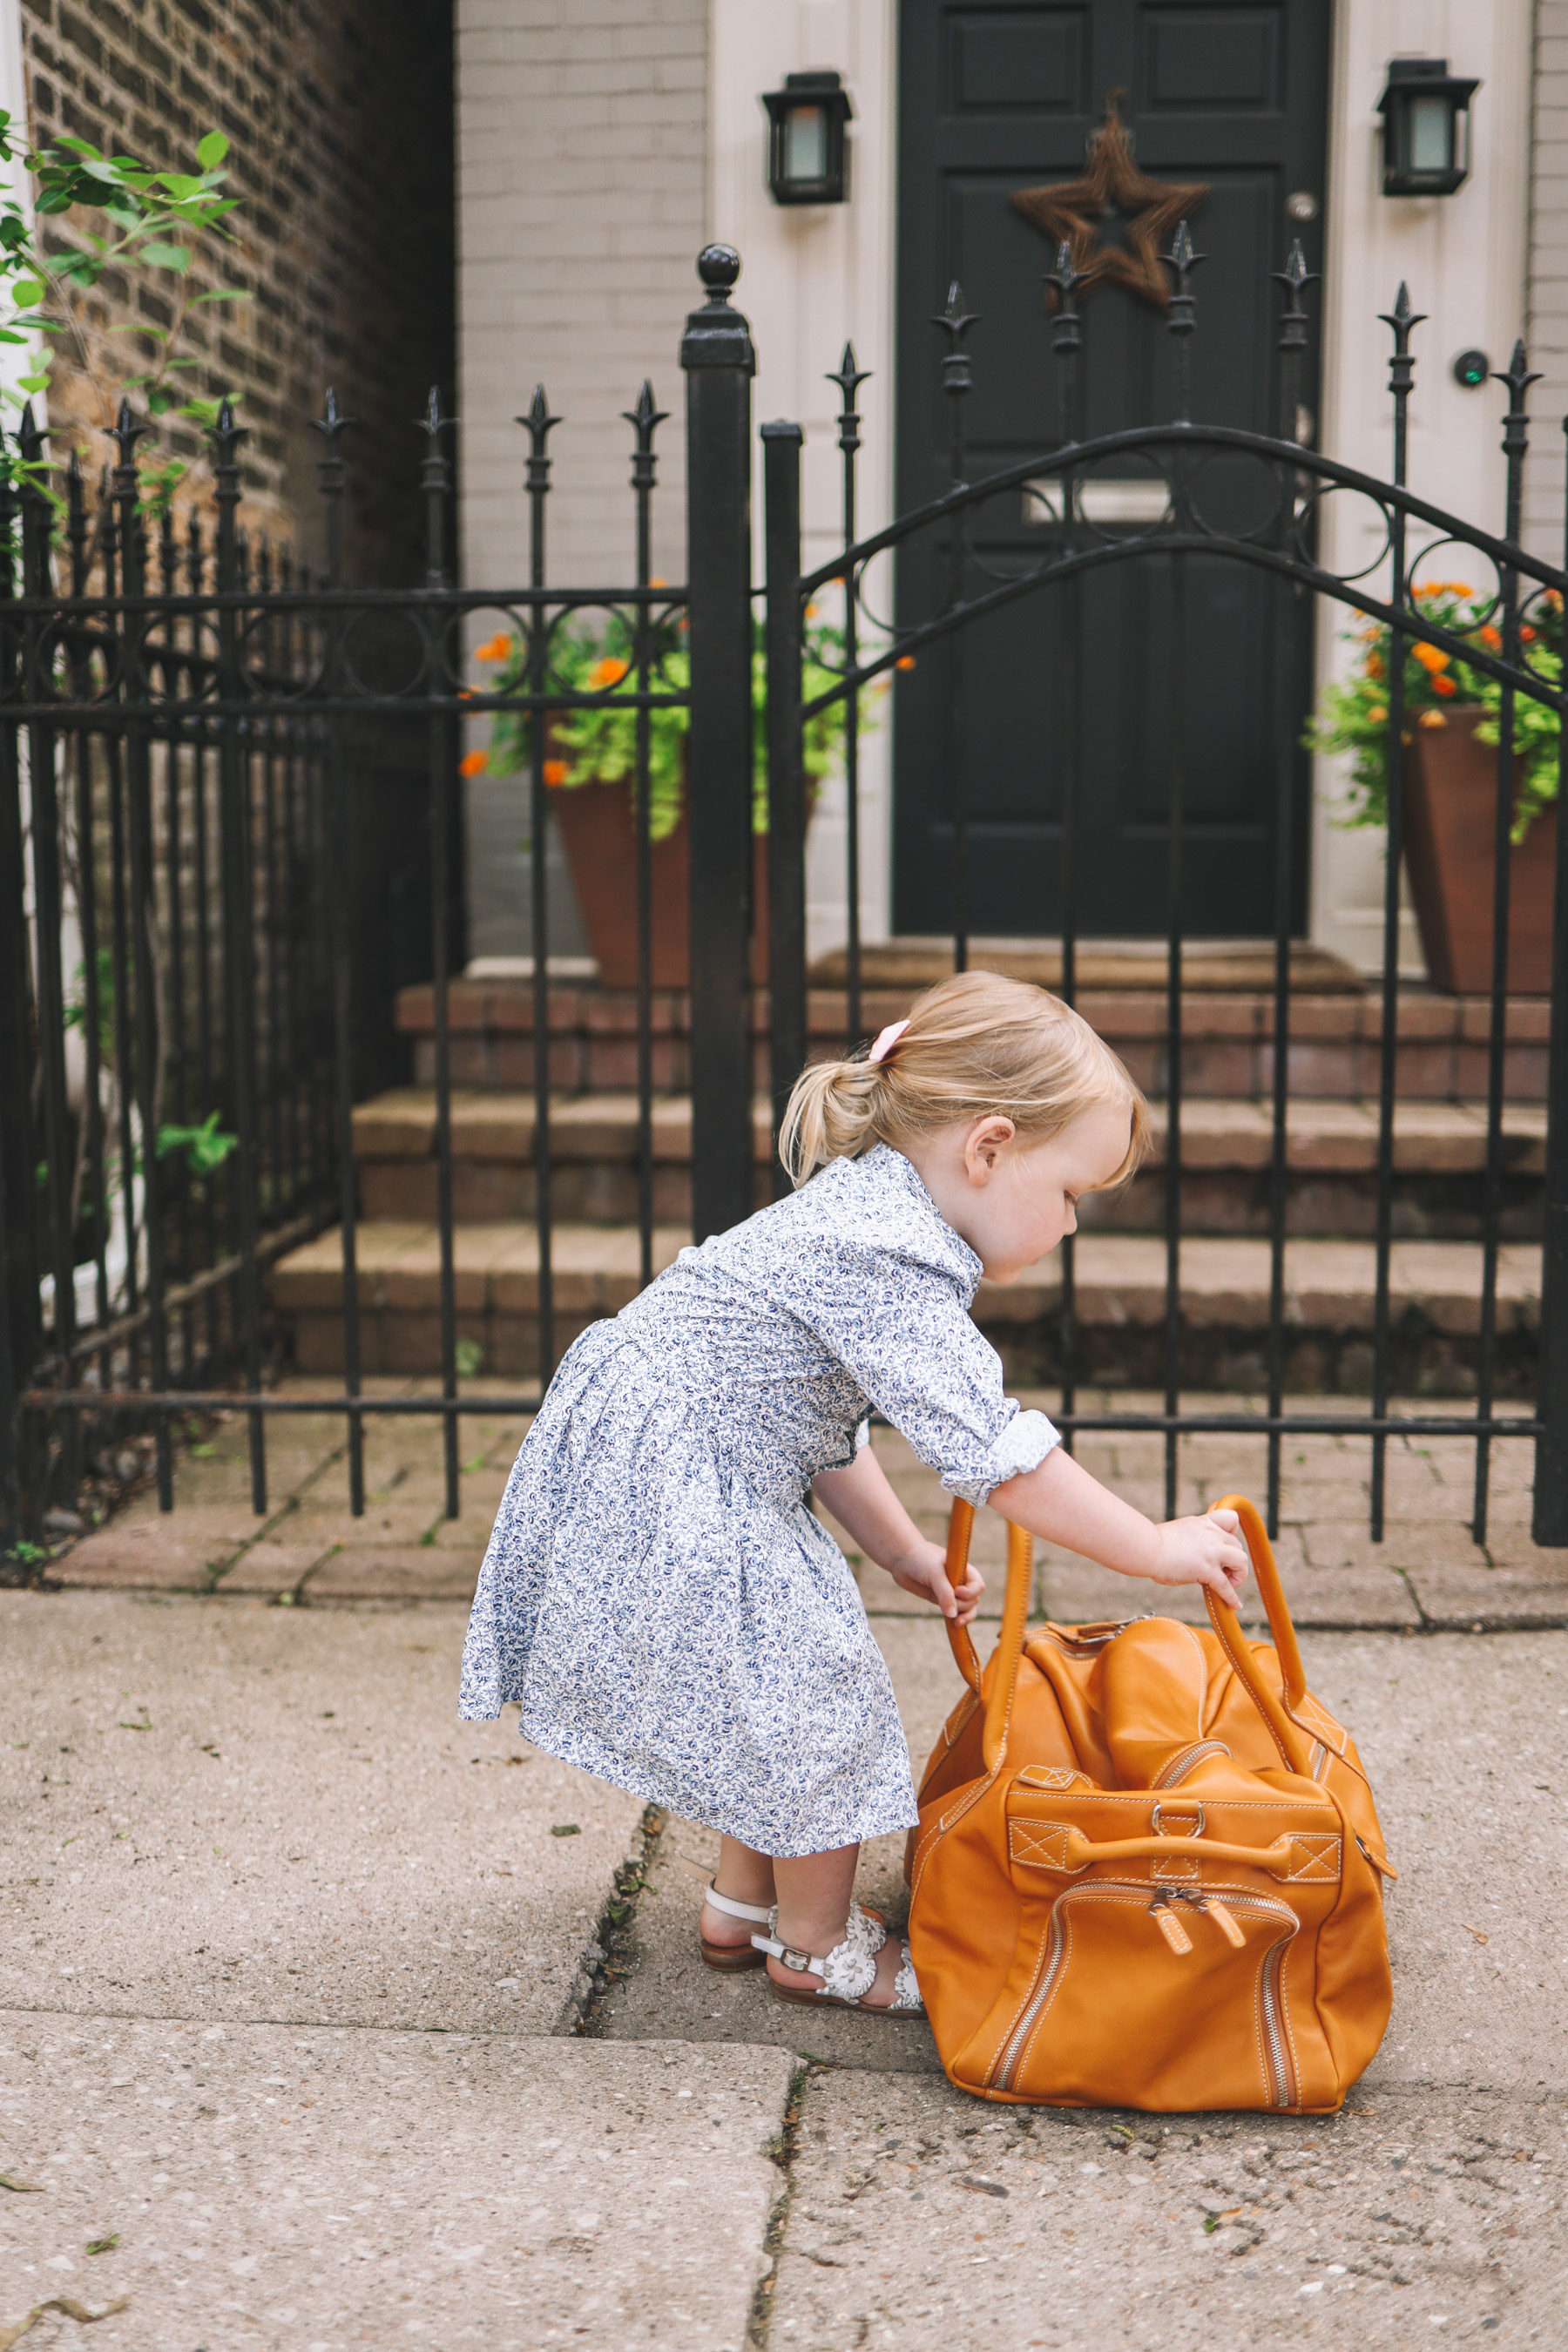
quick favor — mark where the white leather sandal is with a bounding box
[752,1901,923,2015]
[699,1881,774,1972]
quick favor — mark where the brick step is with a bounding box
[351,1088,1547,1238]
[271,1220,1541,1397]
[396,973,1551,1102]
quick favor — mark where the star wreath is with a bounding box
[1011,98,1208,311]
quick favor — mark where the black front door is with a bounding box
[893,0,1329,937]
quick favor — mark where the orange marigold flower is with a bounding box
[475,632,514,662]
[1432,672,1457,697]
[1548,589,1564,611]
[1476,624,1502,650]
[591,656,630,688]
[543,758,571,787]
[896,654,916,671]
[1367,704,1388,724]
[1521,624,1538,643]
[1417,709,1448,729]
[458,749,488,778]
[1364,651,1384,679]
[1411,641,1450,674]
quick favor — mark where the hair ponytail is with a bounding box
[776,969,1149,1191]
[778,1054,890,1186]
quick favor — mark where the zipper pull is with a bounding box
[1148,1892,1193,1955]
[1206,1898,1247,1949]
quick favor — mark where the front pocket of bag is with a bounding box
[984,1881,1301,2112]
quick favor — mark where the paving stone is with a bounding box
[301,1546,483,1604]
[213,1542,333,1598]
[277,1502,441,1548]
[0,1592,640,2038]
[0,2018,792,2351]
[1301,1519,1495,1578]
[1404,1558,1568,1629]
[49,1514,255,1592]
[767,2074,1565,2352]
[1301,1632,1568,2093]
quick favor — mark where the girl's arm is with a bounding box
[812,1443,985,1625]
[990,1445,1250,1604]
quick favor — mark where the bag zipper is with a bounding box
[988,1882,1301,2102]
[1152,1739,1232,1790]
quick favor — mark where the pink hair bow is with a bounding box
[867,1017,909,1065]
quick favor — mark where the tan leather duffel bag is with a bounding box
[906,1494,1394,2112]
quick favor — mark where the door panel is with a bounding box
[893,0,1328,936]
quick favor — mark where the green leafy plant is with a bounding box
[157,1112,238,1180]
[0,115,249,511]
[466,606,904,840]
[1305,582,1564,842]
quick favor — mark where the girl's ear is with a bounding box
[962,1115,1017,1186]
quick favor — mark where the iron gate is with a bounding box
[761,235,1568,1549]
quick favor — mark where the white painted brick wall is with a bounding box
[456,0,708,955]
[1527,3,1568,558]
[456,0,707,591]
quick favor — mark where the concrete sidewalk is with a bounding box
[5,1395,1568,2349]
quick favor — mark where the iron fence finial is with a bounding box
[517,382,560,490]
[623,378,668,499]
[1162,222,1206,424]
[16,400,51,475]
[828,342,871,459]
[696,243,740,299]
[1272,239,1319,355]
[1046,240,1085,352]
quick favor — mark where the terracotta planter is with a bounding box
[551,777,769,990]
[1402,705,1556,995]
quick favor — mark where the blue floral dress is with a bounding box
[458,1144,1059,1855]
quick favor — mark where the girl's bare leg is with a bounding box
[699,1834,778,1952]
[771,1845,907,2009]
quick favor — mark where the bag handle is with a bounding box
[1203,1494,1315,1780]
[1037,1827,1333,1879]
[941,1499,1035,1776]
[943,1490,1317,1783]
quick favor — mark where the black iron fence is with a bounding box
[3,238,1567,1556]
[763,236,1568,1550]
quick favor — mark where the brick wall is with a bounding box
[456,0,706,589]
[20,0,456,585]
[455,0,708,957]
[1527,0,1568,560]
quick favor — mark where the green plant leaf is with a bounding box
[197,131,230,169]
[139,240,192,273]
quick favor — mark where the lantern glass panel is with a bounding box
[1409,92,1452,173]
[783,104,828,184]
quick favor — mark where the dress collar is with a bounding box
[867,1144,984,1298]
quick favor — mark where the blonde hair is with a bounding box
[779,969,1150,1190]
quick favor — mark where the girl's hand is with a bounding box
[887,1538,985,1625]
[1148,1508,1251,1605]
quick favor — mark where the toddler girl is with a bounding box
[460,972,1248,2016]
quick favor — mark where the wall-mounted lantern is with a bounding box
[762,71,853,206]
[1377,58,1479,198]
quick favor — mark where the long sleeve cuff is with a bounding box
[941,1407,1061,1509]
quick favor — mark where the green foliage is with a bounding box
[156,1112,237,1179]
[1303,583,1564,842]
[64,947,118,1060]
[470,606,895,840]
[0,112,249,511]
